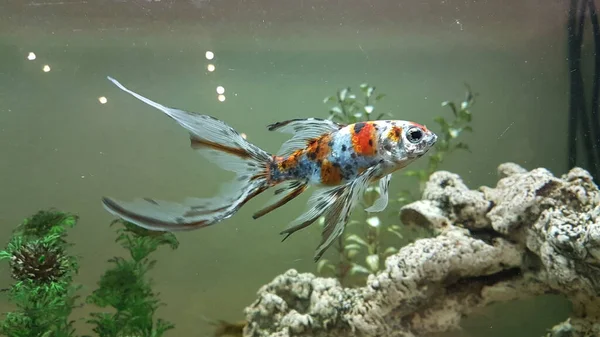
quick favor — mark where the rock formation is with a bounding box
[243,163,600,337]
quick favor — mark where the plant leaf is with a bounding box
[323,96,337,104]
[346,234,369,247]
[441,101,458,116]
[387,228,404,240]
[346,249,360,259]
[317,259,331,274]
[349,263,371,275]
[329,106,343,115]
[383,246,397,256]
[458,109,472,122]
[344,243,363,251]
[365,254,380,272]
[375,93,386,101]
[366,86,375,98]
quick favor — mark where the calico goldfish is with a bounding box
[102,77,437,261]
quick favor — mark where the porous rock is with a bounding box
[243,163,600,337]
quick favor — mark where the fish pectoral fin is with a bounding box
[253,180,308,219]
[266,118,345,157]
[364,174,392,213]
[313,162,384,262]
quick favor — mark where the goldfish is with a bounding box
[102,76,437,261]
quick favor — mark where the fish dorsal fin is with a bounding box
[267,118,345,157]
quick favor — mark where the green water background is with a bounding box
[0,0,590,336]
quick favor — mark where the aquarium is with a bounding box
[0,1,599,336]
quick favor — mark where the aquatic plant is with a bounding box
[86,219,179,337]
[0,209,80,337]
[0,210,179,337]
[316,83,476,285]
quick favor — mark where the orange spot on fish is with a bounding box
[388,126,402,142]
[305,134,332,161]
[320,160,343,185]
[278,150,302,171]
[350,122,377,156]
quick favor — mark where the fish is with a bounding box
[101,76,438,262]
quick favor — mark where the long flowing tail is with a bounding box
[102,76,274,232]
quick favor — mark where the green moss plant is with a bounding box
[85,220,179,337]
[0,209,80,337]
[316,83,477,286]
[0,211,179,337]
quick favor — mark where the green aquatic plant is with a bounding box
[323,83,390,124]
[0,209,80,337]
[401,84,476,197]
[86,219,179,337]
[316,83,476,286]
[0,210,180,337]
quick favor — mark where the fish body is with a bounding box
[102,77,437,261]
[268,119,434,187]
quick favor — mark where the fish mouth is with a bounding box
[428,134,438,146]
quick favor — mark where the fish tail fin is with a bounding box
[102,76,275,232]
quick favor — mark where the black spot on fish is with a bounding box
[341,145,347,151]
[351,153,357,159]
[368,139,373,146]
[354,122,366,134]
[332,162,340,168]
[328,140,334,147]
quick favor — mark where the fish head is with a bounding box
[379,120,437,166]
[401,121,437,159]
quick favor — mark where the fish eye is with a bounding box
[406,127,423,144]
